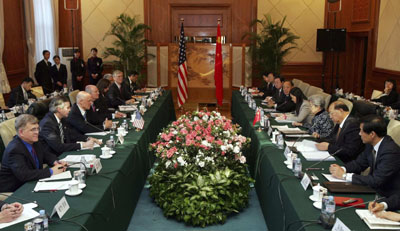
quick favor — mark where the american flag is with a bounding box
[132,111,144,129]
[177,22,188,108]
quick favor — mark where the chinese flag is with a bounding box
[214,23,223,106]
[253,108,261,126]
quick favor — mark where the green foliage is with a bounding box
[103,14,151,83]
[243,14,299,77]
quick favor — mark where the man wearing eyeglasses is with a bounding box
[0,114,67,192]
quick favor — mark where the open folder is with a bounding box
[356,209,400,230]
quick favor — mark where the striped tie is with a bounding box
[59,122,64,143]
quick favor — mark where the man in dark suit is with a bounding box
[87,48,103,85]
[7,77,37,107]
[107,70,135,108]
[276,80,296,112]
[330,115,400,198]
[258,72,276,99]
[67,91,112,135]
[316,101,365,162]
[0,201,23,223]
[86,85,125,122]
[0,114,66,192]
[265,77,285,106]
[124,71,142,95]
[39,96,98,156]
[70,49,86,91]
[34,50,53,94]
[51,55,67,91]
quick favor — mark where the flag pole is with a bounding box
[216,18,221,112]
[178,17,186,114]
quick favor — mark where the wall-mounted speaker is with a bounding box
[316,28,346,52]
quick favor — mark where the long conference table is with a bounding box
[4,90,176,230]
[232,91,375,231]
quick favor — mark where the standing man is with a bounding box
[34,50,53,94]
[87,48,103,85]
[70,49,85,91]
[7,77,37,107]
[51,55,67,91]
[0,114,66,192]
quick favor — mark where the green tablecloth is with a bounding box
[4,90,176,231]
[232,91,374,231]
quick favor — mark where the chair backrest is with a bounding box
[27,98,52,120]
[371,90,383,100]
[297,82,310,95]
[69,90,79,105]
[337,98,353,112]
[305,86,323,98]
[388,119,400,146]
[0,118,17,148]
[0,93,5,108]
[292,79,303,87]
[31,86,45,98]
[311,92,332,110]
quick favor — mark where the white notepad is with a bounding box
[322,173,346,183]
[301,151,335,161]
[356,209,400,230]
[39,171,72,182]
[34,180,74,192]
[0,203,40,229]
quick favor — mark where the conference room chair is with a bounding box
[297,81,310,95]
[338,97,353,112]
[305,86,323,98]
[27,98,52,120]
[311,92,331,110]
[0,93,6,108]
[292,79,303,88]
[371,89,383,100]
[0,117,17,161]
[31,86,45,98]
[387,119,400,146]
[69,90,79,105]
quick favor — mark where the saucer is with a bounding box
[309,195,321,202]
[65,189,82,196]
[313,201,322,210]
[100,155,112,159]
[79,183,86,189]
[110,150,116,155]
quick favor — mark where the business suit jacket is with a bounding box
[34,60,53,94]
[258,82,276,99]
[87,57,103,85]
[94,93,113,121]
[67,104,103,135]
[345,136,400,198]
[286,100,313,124]
[276,94,296,112]
[381,194,400,211]
[272,88,286,105]
[6,86,37,107]
[107,82,132,108]
[372,90,398,106]
[39,112,87,156]
[324,116,365,163]
[124,78,139,95]
[70,58,86,91]
[0,136,57,192]
[50,64,67,91]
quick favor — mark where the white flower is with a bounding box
[201,140,211,147]
[223,130,231,137]
[177,156,187,166]
[202,115,209,121]
[198,161,205,168]
[220,145,227,151]
[233,146,240,154]
[194,116,199,121]
[172,130,178,135]
[165,160,172,168]
[227,144,233,150]
[239,156,246,164]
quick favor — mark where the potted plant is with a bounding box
[103,14,151,84]
[243,14,299,78]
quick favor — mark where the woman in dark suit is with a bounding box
[51,55,67,91]
[372,79,398,106]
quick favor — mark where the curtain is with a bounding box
[33,0,56,64]
[52,0,59,54]
[23,0,36,81]
[0,0,11,93]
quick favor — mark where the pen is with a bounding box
[306,167,324,171]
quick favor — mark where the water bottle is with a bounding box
[320,196,336,228]
[260,110,265,129]
[293,158,302,177]
[80,156,87,175]
[122,119,128,132]
[108,135,115,150]
[277,133,284,149]
[39,210,48,230]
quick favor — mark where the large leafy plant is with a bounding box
[243,14,299,77]
[149,110,253,227]
[103,14,151,82]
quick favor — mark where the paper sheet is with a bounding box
[322,174,347,183]
[296,140,318,152]
[81,142,101,150]
[0,203,40,229]
[301,151,335,161]
[34,180,75,192]
[356,209,400,229]
[39,171,72,182]
[85,132,109,136]
[61,154,96,168]
[285,134,313,138]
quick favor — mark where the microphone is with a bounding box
[305,148,343,171]
[288,134,304,153]
[85,120,104,132]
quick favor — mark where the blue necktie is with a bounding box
[31,147,39,169]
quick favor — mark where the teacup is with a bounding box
[69,180,80,193]
[312,184,327,201]
[101,146,111,157]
